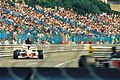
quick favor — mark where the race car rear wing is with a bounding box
[22,44,37,50]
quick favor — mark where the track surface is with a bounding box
[0,51,88,67]
[110,4,120,11]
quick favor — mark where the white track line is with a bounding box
[52,53,69,57]
[55,63,65,67]
[26,62,37,65]
[55,58,79,67]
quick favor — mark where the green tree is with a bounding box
[23,0,117,14]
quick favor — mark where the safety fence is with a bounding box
[0,44,120,57]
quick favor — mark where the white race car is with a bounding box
[13,45,43,59]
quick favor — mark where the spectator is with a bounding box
[0,0,119,44]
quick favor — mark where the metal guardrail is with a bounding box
[90,44,120,59]
[91,46,113,58]
[0,44,120,57]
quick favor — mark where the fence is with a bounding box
[0,44,120,57]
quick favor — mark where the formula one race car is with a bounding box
[79,46,120,69]
[102,51,120,68]
[79,52,120,69]
[13,45,43,59]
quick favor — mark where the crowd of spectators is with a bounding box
[0,0,120,45]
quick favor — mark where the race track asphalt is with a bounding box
[0,51,88,67]
[1,50,120,80]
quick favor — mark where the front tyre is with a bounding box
[79,55,95,68]
[13,50,18,59]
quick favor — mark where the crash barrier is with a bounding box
[0,44,120,57]
[0,45,20,57]
[88,46,114,58]
[0,44,84,57]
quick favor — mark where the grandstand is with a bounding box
[0,0,120,44]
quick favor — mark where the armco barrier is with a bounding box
[0,44,120,57]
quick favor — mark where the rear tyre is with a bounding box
[37,50,43,59]
[13,50,20,59]
[79,55,95,68]
[103,63,109,68]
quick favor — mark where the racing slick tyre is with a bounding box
[103,62,109,68]
[13,50,20,59]
[79,55,95,68]
[38,50,43,59]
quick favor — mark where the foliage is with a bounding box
[23,0,119,14]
